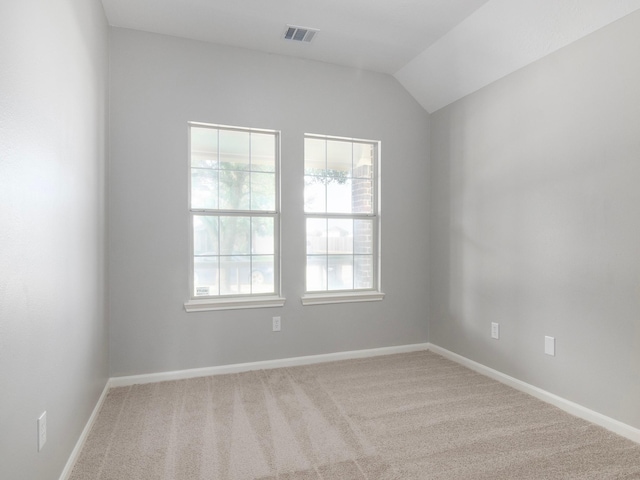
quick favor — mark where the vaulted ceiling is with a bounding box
[101,0,640,112]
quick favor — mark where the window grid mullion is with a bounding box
[248,132,252,214]
[192,210,277,216]
[325,217,329,291]
[216,128,220,212]
[350,218,355,290]
[215,214,220,296]
[249,217,253,294]
[304,213,375,219]
[324,139,328,215]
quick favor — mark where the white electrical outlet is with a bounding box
[272,316,281,332]
[37,411,47,451]
[545,336,555,356]
[491,322,500,339]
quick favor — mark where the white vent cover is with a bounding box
[283,25,319,43]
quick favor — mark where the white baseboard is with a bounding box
[109,343,431,388]
[59,381,110,480]
[427,343,640,445]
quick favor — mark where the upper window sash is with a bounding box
[190,122,279,214]
[304,135,379,216]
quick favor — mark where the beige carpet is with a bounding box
[70,351,640,479]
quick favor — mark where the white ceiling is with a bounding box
[101,0,490,74]
[101,0,640,113]
[396,0,640,112]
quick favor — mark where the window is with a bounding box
[185,123,284,312]
[303,134,384,305]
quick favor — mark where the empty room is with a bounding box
[2,0,640,478]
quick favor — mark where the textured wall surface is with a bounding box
[108,28,430,377]
[429,11,640,429]
[0,0,109,479]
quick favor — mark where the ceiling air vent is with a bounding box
[283,25,319,43]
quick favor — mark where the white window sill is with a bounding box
[301,291,385,306]
[184,296,286,312]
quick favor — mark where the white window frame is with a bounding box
[301,133,384,306]
[184,122,285,312]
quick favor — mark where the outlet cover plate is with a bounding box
[272,316,281,332]
[37,411,47,451]
[545,336,555,356]
[491,322,500,339]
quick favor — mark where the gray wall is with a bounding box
[0,0,109,479]
[430,11,640,429]
[108,29,430,376]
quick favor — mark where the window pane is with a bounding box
[304,176,326,213]
[251,133,275,172]
[251,172,275,211]
[353,143,373,178]
[328,255,353,290]
[326,140,352,177]
[193,215,218,256]
[191,169,218,209]
[191,127,218,168]
[327,179,352,213]
[306,218,327,254]
[252,255,274,294]
[219,256,251,295]
[354,255,373,289]
[220,216,250,255]
[354,219,373,254]
[252,217,274,254]
[328,219,353,254]
[219,170,250,210]
[352,178,373,214]
[190,125,280,299]
[304,138,326,175]
[306,256,327,292]
[220,130,250,171]
[194,256,218,296]
[303,135,378,295]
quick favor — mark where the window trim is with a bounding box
[302,133,383,302]
[184,295,286,312]
[186,122,284,311]
[300,291,385,306]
